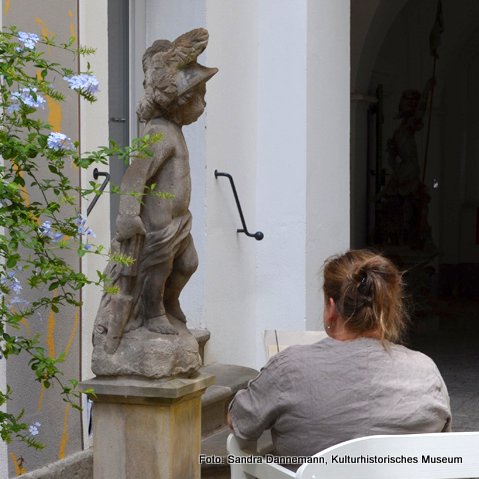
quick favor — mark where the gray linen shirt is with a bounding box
[228,337,451,457]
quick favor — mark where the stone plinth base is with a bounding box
[81,373,215,479]
[92,316,202,379]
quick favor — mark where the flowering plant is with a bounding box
[0,26,157,450]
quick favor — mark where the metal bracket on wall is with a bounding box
[87,168,111,217]
[214,170,264,241]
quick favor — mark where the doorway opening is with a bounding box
[351,0,479,431]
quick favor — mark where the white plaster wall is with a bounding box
[142,0,351,369]
[205,0,351,368]
[306,0,350,327]
[142,0,208,329]
[78,0,110,445]
[204,0,259,367]
[254,0,308,361]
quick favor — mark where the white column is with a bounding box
[204,0,260,367]
[205,0,350,368]
[78,0,110,446]
[305,0,350,328]
[254,0,308,357]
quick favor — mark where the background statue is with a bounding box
[91,28,217,378]
[376,79,434,249]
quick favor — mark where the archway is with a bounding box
[351,0,479,432]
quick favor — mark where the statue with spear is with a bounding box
[377,1,444,249]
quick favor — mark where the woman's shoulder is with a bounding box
[265,339,441,373]
[389,342,432,359]
[387,342,442,374]
[265,339,335,369]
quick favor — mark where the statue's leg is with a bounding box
[164,235,198,323]
[143,260,179,335]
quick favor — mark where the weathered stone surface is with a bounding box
[81,371,215,401]
[91,29,217,379]
[92,315,201,379]
[18,449,92,479]
[83,374,213,479]
[191,328,211,363]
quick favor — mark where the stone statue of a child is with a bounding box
[93,29,217,355]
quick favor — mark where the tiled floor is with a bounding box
[409,297,479,432]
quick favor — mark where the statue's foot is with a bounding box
[104,334,121,354]
[145,315,178,335]
[165,300,187,323]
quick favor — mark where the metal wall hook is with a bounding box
[214,170,264,241]
[87,168,111,217]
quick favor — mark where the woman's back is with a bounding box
[250,338,451,456]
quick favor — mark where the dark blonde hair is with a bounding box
[323,250,408,343]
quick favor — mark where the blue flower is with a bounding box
[47,132,75,151]
[28,422,41,436]
[18,31,39,50]
[10,277,22,295]
[74,215,87,234]
[74,216,95,250]
[39,220,64,242]
[64,74,100,95]
[39,220,52,235]
[9,296,29,307]
[0,271,22,295]
[8,88,46,114]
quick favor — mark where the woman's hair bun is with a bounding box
[323,249,408,342]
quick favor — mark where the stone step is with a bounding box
[191,328,211,364]
[200,363,258,436]
[201,426,231,479]
[199,363,258,479]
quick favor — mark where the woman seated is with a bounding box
[227,249,451,459]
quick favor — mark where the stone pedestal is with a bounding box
[81,373,215,479]
[92,318,203,379]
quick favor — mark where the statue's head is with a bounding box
[137,28,218,123]
[395,89,421,118]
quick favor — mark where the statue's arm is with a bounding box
[116,136,174,240]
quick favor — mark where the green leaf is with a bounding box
[6,256,17,268]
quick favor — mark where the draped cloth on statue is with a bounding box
[94,212,193,335]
